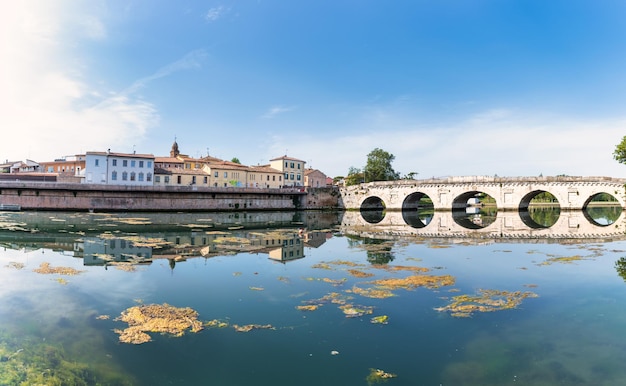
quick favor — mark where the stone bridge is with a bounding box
[339,176,626,211]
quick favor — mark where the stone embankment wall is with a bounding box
[0,182,316,212]
[302,187,341,210]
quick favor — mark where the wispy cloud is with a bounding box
[261,105,295,119]
[205,6,228,22]
[122,49,207,96]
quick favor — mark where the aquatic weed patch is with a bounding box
[435,289,539,318]
[113,303,204,344]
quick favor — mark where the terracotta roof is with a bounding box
[269,155,306,162]
[86,151,154,159]
[155,157,183,163]
[249,165,282,173]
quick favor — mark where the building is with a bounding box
[39,155,86,176]
[269,155,306,187]
[84,151,155,186]
[247,165,284,188]
[304,168,327,188]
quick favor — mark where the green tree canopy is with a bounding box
[363,148,399,183]
[345,166,363,186]
[613,136,626,165]
[231,157,241,164]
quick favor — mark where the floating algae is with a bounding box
[249,286,265,291]
[300,292,353,309]
[366,368,397,384]
[5,262,24,270]
[33,262,85,276]
[205,319,229,328]
[232,324,275,332]
[339,304,374,318]
[435,289,539,318]
[347,285,395,299]
[113,303,203,344]
[537,255,587,266]
[311,263,333,270]
[347,269,375,278]
[296,305,319,311]
[371,273,455,290]
[370,315,389,324]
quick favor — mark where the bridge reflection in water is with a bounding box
[343,206,626,241]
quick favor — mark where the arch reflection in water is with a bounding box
[401,193,434,228]
[519,206,561,229]
[451,206,498,230]
[360,208,386,224]
[344,209,626,240]
[584,205,622,226]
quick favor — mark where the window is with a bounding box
[111,171,117,180]
[95,159,99,167]
[273,175,276,181]
[290,162,294,168]
[297,164,300,169]
[290,174,294,180]
[147,173,152,182]
[214,171,218,177]
[297,174,301,181]
[155,175,161,183]
[192,176,196,184]
[285,161,288,167]
[279,176,282,181]
[267,175,270,181]
[284,173,288,180]
[138,172,144,181]
[177,176,182,184]
[164,176,170,183]
[224,172,228,178]
[203,176,208,184]
[122,172,128,181]
[139,161,144,168]
[147,161,152,168]
[131,160,136,167]
[130,172,136,181]
[123,160,128,167]
[112,159,117,166]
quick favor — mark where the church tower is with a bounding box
[170,139,180,158]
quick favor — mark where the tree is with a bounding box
[613,136,626,165]
[345,166,363,186]
[231,157,241,164]
[363,148,399,182]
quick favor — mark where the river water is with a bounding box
[0,208,625,385]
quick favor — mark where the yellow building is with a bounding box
[269,155,306,187]
[247,165,284,188]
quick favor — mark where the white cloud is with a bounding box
[205,6,228,22]
[0,2,201,162]
[264,109,626,179]
[261,105,295,119]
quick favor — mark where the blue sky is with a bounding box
[2,0,626,178]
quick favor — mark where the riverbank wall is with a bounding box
[0,182,342,212]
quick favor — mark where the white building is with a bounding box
[84,151,155,186]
